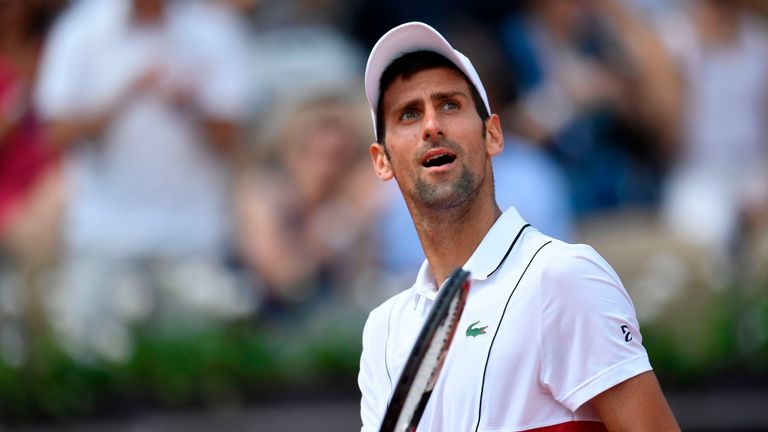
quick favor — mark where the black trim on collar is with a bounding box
[486,223,531,278]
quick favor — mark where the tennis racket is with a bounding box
[379,267,471,432]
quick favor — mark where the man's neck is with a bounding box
[412,193,502,288]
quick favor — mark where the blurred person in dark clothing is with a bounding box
[501,0,666,216]
[34,0,254,361]
[592,0,768,279]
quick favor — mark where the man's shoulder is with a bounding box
[43,0,125,59]
[361,286,415,351]
[524,231,629,312]
[523,229,606,268]
[514,228,618,286]
[365,286,414,329]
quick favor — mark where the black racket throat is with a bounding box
[379,267,471,432]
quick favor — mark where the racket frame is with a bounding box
[379,267,471,432]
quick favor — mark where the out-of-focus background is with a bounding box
[0,0,766,430]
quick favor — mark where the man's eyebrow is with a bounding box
[391,91,467,114]
[394,98,423,112]
[431,91,466,101]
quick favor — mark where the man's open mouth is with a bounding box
[422,152,457,168]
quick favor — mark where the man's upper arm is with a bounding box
[590,370,680,431]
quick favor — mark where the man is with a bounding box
[358,22,679,431]
[34,0,252,360]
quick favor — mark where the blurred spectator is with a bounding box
[580,0,768,259]
[0,0,66,367]
[235,93,382,314]
[651,0,768,257]
[572,0,768,317]
[0,0,64,269]
[501,0,665,215]
[34,0,254,361]
[230,0,389,310]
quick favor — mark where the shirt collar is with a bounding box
[411,207,529,301]
[413,259,438,301]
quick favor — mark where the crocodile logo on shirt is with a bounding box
[466,321,488,337]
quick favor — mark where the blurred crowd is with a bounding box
[0,0,766,365]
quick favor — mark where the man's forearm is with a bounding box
[44,113,114,150]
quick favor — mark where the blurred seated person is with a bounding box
[236,93,383,314]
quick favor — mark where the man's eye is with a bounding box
[400,111,418,121]
[441,101,459,111]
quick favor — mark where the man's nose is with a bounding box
[421,107,444,142]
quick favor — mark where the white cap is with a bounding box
[364,21,491,140]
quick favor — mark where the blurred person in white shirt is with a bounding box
[652,0,768,252]
[35,0,254,361]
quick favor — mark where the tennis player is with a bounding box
[359,22,680,431]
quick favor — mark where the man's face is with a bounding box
[132,0,164,23]
[370,67,502,211]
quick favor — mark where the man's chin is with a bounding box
[416,184,471,210]
[412,163,477,210]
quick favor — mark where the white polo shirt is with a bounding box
[359,207,652,431]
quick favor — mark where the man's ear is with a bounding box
[485,114,504,157]
[370,142,394,181]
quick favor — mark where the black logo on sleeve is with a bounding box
[620,325,633,343]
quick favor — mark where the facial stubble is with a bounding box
[413,161,476,210]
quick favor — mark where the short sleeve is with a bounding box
[178,2,249,121]
[195,40,249,121]
[34,7,88,120]
[359,303,392,431]
[539,244,652,412]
